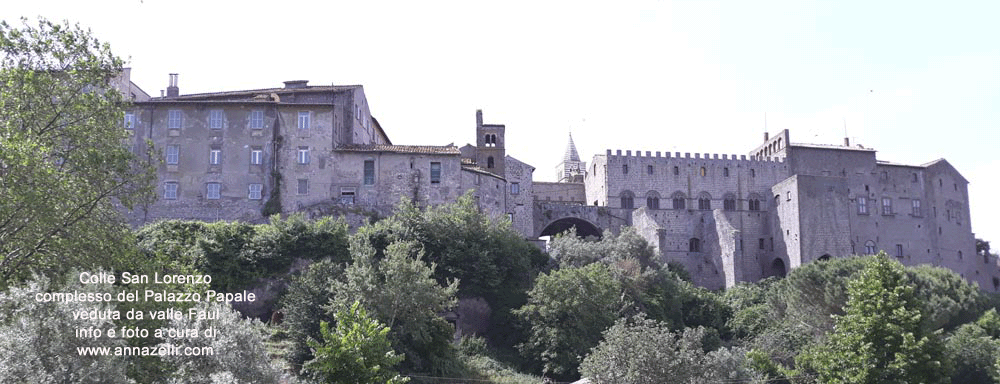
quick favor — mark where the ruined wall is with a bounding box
[533,182,586,204]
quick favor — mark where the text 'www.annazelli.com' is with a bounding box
[77,345,214,356]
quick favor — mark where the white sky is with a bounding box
[6,0,999,245]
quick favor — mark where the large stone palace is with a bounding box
[117,72,995,291]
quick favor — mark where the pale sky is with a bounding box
[6,0,999,245]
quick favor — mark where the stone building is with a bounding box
[126,76,534,238]
[124,74,991,291]
[579,130,990,290]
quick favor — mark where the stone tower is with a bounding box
[555,133,586,182]
[476,109,506,177]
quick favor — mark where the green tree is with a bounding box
[281,259,344,370]
[0,18,155,286]
[799,253,950,384]
[303,301,408,384]
[580,317,751,384]
[515,263,624,380]
[332,240,459,375]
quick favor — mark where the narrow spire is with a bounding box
[564,132,580,163]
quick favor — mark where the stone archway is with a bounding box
[771,258,787,278]
[539,217,602,239]
[818,254,832,261]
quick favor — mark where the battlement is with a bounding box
[604,149,786,165]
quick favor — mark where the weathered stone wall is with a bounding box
[533,181,586,204]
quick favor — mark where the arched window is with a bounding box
[723,167,730,177]
[747,193,761,211]
[672,191,686,210]
[622,164,629,174]
[689,238,701,252]
[620,190,635,209]
[958,250,963,260]
[698,192,711,210]
[487,156,494,168]
[723,193,736,211]
[673,166,679,175]
[771,258,787,278]
[646,191,660,210]
[699,167,707,177]
[864,240,876,255]
[750,169,756,177]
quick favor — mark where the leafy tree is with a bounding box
[0,271,131,383]
[303,301,408,384]
[332,240,459,375]
[0,18,155,286]
[945,315,1000,384]
[977,238,991,257]
[159,301,284,384]
[548,226,657,269]
[280,259,344,370]
[580,317,752,384]
[798,253,950,384]
[515,263,624,380]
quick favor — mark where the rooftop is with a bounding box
[338,144,460,155]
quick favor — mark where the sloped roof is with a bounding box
[338,144,460,155]
[564,132,581,162]
[150,84,361,102]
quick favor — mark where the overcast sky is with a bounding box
[6,0,999,245]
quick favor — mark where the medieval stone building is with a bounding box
[123,73,993,291]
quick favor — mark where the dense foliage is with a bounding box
[0,17,156,287]
[303,301,408,384]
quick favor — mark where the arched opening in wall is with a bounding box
[620,190,635,209]
[864,240,876,255]
[487,156,494,168]
[818,254,832,261]
[539,218,602,240]
[771,258,787,278]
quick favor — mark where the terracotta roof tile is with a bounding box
[338,144,460,155]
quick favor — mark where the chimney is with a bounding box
[764,131,769,141]
[166,73,179,97]
[476,109,483,128]
[283,80,309,89]
[844,137,850,147]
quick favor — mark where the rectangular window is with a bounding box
[340,188,356,205]
[209,149,222,165]
[250,147,262,165]
[511,182,520,195]
[297,179,308,195]
[168,110,182,129]
[647,165,653,175]
[209,110,224,129]
[896,244,904,258]
[166,145,179,165]
[430,162,441,184]
[622,164,628,174]
[882,197,893,215]
[297,147,310,164]
[250,110,264,129]
[206,183,221,199]
[759,238,765,250]
[297,111,310,130]
[248,183,262,200]
[124,112,135,129]
[858,197,868,214]
[164,182,178,200]
[912,199,921,216]
[363,160,375,185]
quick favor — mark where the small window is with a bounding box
[168,109,182,129]
[647,165,654,175]
[881,197,892,215]
[758,238,765,250]
[166,145,179,165]
[699,167,707,177]
[297,147,310,164]
[647,197,659,209]
[487,156,494,169]
[954,183,958,191]
[623,164,629,174]
[880,171,888,181]
[958,250,963,260]
[858,197,868,214]
[723,167,729,177]
[865,240,876,255]
[511,182,520,195]
[911,199,921,216]
[209,110,224,129]
[250,147,263,165]
[770,237,775,251]
[723,198,736,211]
[363,160,375,185]
[786,191,791,201]
[689,238,701,252]
[748,199,761,211]
[911,173,918,183]
[209,149,221,165]
[698,197,711,210]
[297,111,310,130]
[673,166,679,175]
[164,182,178,200]
[430,162,441,184]
[248,184,262,200]
[750,169,756,177]
[250,110,264,129]
[297,179,308,195]
[340,188,356,205]
[895,244,904,258]
[206,183,221,200]
[124,112,135,129]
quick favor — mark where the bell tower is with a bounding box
[475,109,506,177]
